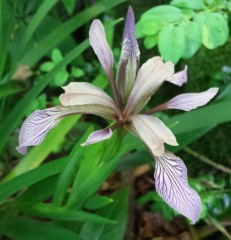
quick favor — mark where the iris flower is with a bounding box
[17,7,218,223]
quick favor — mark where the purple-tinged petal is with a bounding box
[132,114,178,146]
[166,65,188,86]
[16,105,117,155]
[161,87,218,111]
[81,128,112,146]
[127,115,165,156]
[89,20,114,81]
[60,82,117,112]
[116,6,140,102]
[154,151,202,224]
[124,57,174,116]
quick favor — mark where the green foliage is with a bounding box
[0,0,231,239]
[136,0,230,63]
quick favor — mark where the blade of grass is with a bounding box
[53,126,93,206]
[0,215,84,240]
[20,0,126,67]
[6,0,59,82]
[0,158,67,203]
[23,203,116,224]
[0,0,16,80]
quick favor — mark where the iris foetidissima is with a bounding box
[17,7,218,223]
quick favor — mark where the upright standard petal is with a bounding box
[128,115,165,156]
[154,88,218,112]
[17,105,116,155]
[154,151,202,224]
[89,20,114,81]
[166,65,188,87]
[81,128,112,146]
[124,57,174,116]
[116,6,140,103]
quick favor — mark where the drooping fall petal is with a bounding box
[16,105,116,155]
[166,65,188,86]
[155,87,218,112]
[60,82,117,112]
[89,20,114,81]
[81,128,112,146]
[116,6,140,103]
[124,57,174,115]
[154,151,202,224]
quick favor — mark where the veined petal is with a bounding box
[166,65,188,86]
[133,114,178,146]
[89,20,114,81]
[60,82,117,111]
[124,57,174,116]
[128,115,165,156]
[81,128,112,146]
[154,151,202,224]
[159,87,219,112]
[17,105,116,155]
[116,6,140,103]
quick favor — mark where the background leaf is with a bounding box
[158,25,185,63]
[194,12,229,49]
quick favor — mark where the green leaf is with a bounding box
[14,175,58,207]
[158,25,185,64]
[171,0,206,10]
[40,61,55,72]
[0,0,16,80]
[194,12,229,49]
[80,189,129,240]
[139,19,161,36]
[166,99,231,135]
[66,130,127,209]
[71,67,85,78]
[4,115,80,181]
[0,82,26,99]
[21,0,126,66]
[85,195,113,210]
[0,158,67,203]
[141,5,184,24]
[54,70,69,86]
[53,127,93,206]
[144,35,158,49]
[24,203,116,224]
[51,48,63,63]
[62,0,76,15]
[179,20,202,59]
[0,215,83,240]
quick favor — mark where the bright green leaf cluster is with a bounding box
[136,0,229,63]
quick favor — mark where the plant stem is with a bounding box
[184,147,231,174]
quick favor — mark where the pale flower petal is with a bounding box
[161,87,219,111]
[133,114,178,146]
[116,6,140,102]
[81,128,112,146]
[16,105,116,155]
[60,82,117,112]
[154,151,202,224]
[128,115,165,156]
[166,65,188,86]
[124,57,174,116]
[89,20,114,80]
